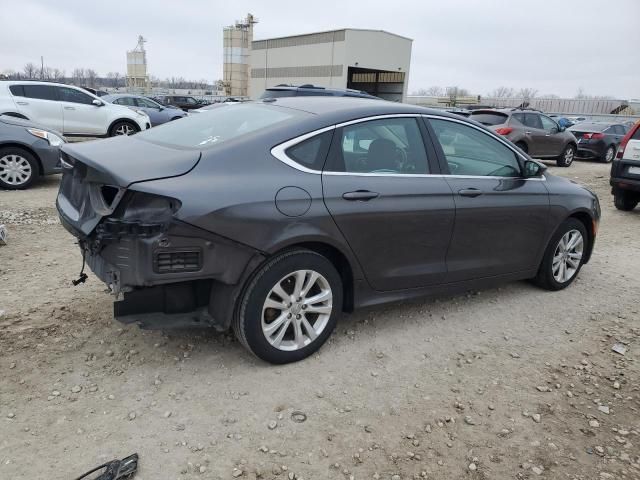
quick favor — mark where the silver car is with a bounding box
[102,94,187,127]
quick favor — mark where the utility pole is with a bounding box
[40,56,44,79]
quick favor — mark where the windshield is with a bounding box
[137,103,305,148]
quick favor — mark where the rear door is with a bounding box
[9,84,63,131]
[322,115,455,291]
[58,86,107,135]
[426,116,550,282]
[523,113,549,156]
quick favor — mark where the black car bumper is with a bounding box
[610,176,640,193]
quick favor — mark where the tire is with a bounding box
[109,120,139,137]
[532,218,588,291]
[614,190,638,211]
[233,249,343,364]
[0,146,38,190]
[515,141,528,154]
[557,144,575,167]
[601,145,616,163]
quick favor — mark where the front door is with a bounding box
[539,114,565,156]
[57,86,106,135]
[523,113,550,157]
[427,117,550,282]
[322,116,455,291]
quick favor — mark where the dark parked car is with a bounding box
[569,122,628,163]
[56,98,600,363]
[102,94,187,126]
[260,84,379,100]
[610,121,640,210]
[0,114,65,189]
[153,95,203,111]
[469,109,578,167]
[81,87,109,97]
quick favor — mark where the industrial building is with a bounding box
[249,29,412,101]
[223,14,258,97]
[126,36,149,91]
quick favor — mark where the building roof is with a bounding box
[253,28,413,43]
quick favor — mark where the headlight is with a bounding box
[28,128,65,147]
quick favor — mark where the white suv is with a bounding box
[0,81,150,137]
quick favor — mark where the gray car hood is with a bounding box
[61,136,201,187]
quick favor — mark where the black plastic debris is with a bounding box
[73,453,138,480]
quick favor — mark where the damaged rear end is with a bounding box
[56,136,262,330]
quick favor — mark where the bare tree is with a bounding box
[23,63,38,79]
[52,68,65,82]
[445,86,469,106]
[489,86,515,98]
[86,69,98,88]
[517,88,538,102]
[72,68,85,85]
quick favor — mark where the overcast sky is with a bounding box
[2,0,639,98]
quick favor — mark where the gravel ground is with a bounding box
[0,160,639,480]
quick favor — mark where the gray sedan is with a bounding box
[0,115,65,189]
[56,98,601,364]
[102,94,187,126]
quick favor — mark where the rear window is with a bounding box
[469,112,508,126]
[137,103,304,149]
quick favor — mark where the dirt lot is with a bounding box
[0,160,639,480]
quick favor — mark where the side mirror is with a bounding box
[524,160,546,177]
[92,99,103,107]
[550,126,559,134]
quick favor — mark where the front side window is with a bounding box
[138,103,304,149]
[540,115,558,132]
[185,97,198,104]
[429,118,521,177]
[328,117,429,174]
[58,87,94,105]
[115,97,136,106]
[136,97,160,108]
[22,84,57,101]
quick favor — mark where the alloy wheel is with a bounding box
[0,154,32,186]
[114,124,135,136]
[552,229,583,283]
[261,269,333,351]
[605,146,615,163]
[564,147,574,165]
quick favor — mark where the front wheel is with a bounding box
[601,145,616,163]
[233,249,343,364]
[109,120,139,137]
[0,147,38,190]
[532,218,588,291]
[557,144,575,167]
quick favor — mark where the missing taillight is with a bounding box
[101,186,120,207]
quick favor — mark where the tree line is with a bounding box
[1,63,219,91]
[411,85,614,101]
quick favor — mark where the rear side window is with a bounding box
[22,84,57,101]
[9,85,25,97]
[511,113,525,124]
[285,131,333,170]
[470,112,508,126]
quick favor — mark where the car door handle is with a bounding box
[16,101,28,105]
[342,190,379,201]
[524,131,532,135]
[458,188,483,198]
[64,106,75,110]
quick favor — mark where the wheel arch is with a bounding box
[567,209,595,264]
[0,142,43,175]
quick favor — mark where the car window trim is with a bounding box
[271,113,545,181]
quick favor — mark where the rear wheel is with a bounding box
[233,249,343,364]
[614,190,638,211]
[0,147,38,190]
[533,218,588,291]
[557,144,575,167]
[109,120,138,137]
[601,145,616,163]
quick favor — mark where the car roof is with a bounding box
[266,84,377,98]
[258,96,465,123]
